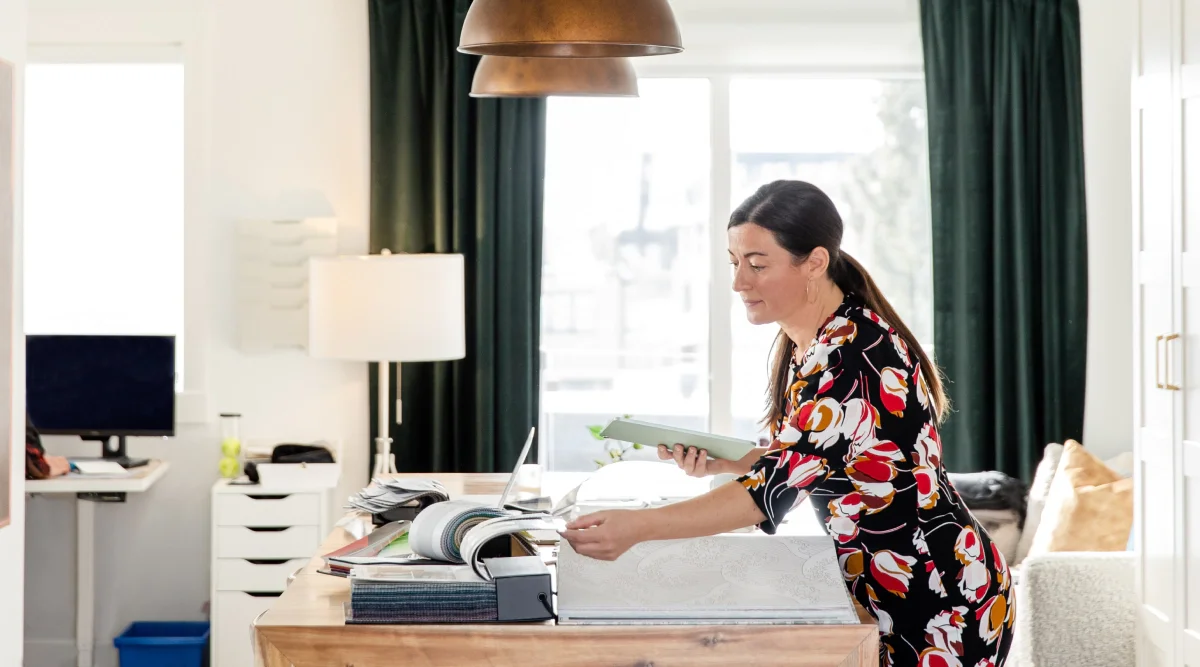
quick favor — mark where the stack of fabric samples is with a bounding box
[345,564,498,624]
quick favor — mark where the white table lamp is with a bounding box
[308,250,466,475]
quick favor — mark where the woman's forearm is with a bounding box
[638,480,766,542]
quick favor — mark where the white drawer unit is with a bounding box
[214,493,321,527]
[211,479,335,667]
[214,591,283,667]
[215,558,309,592]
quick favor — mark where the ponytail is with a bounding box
[732,179,948,433]
[761,251,949,432]
[833,251,948,423]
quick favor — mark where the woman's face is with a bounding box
[728,222,810,325]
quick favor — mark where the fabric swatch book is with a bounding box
[345,564,500,624]
[556,497,858,626]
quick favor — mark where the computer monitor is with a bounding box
[25,334,176,468]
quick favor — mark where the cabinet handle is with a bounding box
[1156,334,1165,389]
[246,494,290,501]
[245,558,291,565]
[1165,333,1182,391]
[246,526,290,533]
[244,591,284,598]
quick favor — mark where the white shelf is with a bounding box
[236,217,338,352]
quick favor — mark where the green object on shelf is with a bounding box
[218,456,239,479]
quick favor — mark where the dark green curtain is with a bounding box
[920,0,1088,481]
[368,0,546,473]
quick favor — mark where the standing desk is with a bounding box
[26,460,171,667]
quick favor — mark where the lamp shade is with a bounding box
[470,56,639,98]
[458,0,683,58]
[308,253,465,362]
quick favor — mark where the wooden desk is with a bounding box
[254,473,879,667]
[25,459,171,667]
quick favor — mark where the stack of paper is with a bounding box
[346,478,450,515]
[69,460,135,477]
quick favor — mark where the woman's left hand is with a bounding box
[561,510,648,561]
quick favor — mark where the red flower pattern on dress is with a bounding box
[781,451,827,489]
[926,607,969,654]
[918,647,963,667]
[881,367,910,416]
[872,550,918,598]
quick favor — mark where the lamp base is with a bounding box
[373,436,398,476]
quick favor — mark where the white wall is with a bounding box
[0,1,26,665]
[1079,0,1136,460]
[23,1,369,665]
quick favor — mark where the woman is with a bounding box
[562,180,1014,667]
[25,414,70,479]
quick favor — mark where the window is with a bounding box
[729,78,932,442]
[541,76,932,469]
[23,63,186,388]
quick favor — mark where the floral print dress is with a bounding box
[737,295,1014,667]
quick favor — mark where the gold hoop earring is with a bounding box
[806,280,818,305]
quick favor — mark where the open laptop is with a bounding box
[496,426,539,511]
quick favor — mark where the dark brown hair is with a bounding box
[729,180,948,430]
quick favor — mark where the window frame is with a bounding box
[538,67,928,468]
[25,43,207,423]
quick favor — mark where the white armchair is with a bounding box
[1012,551,1136,667]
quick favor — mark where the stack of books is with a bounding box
[334,500,562,624]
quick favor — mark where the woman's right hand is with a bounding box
[657,444,765,477]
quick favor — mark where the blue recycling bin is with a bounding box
[113,621,210,667]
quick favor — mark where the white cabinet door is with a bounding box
[1136,1,1179,666]
[1179,3,1200,662]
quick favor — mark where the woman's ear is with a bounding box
[807,247,831,278]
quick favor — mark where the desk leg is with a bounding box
[76,498,94,667]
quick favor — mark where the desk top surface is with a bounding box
[24,459,170,494]
[253,472,879,667]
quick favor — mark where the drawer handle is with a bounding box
[245,559,292,565]
[245,591,284,598]
[246,494,291,501]
[245,526,290,533]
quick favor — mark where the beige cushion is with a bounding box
[1027,440,1134,557]
[1015,442,1064,563]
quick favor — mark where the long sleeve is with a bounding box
[736,316,919,535]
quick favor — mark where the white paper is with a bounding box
[70,461,132,476]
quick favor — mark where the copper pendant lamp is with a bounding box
[470,56,639,98]
[459,0,683,58]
